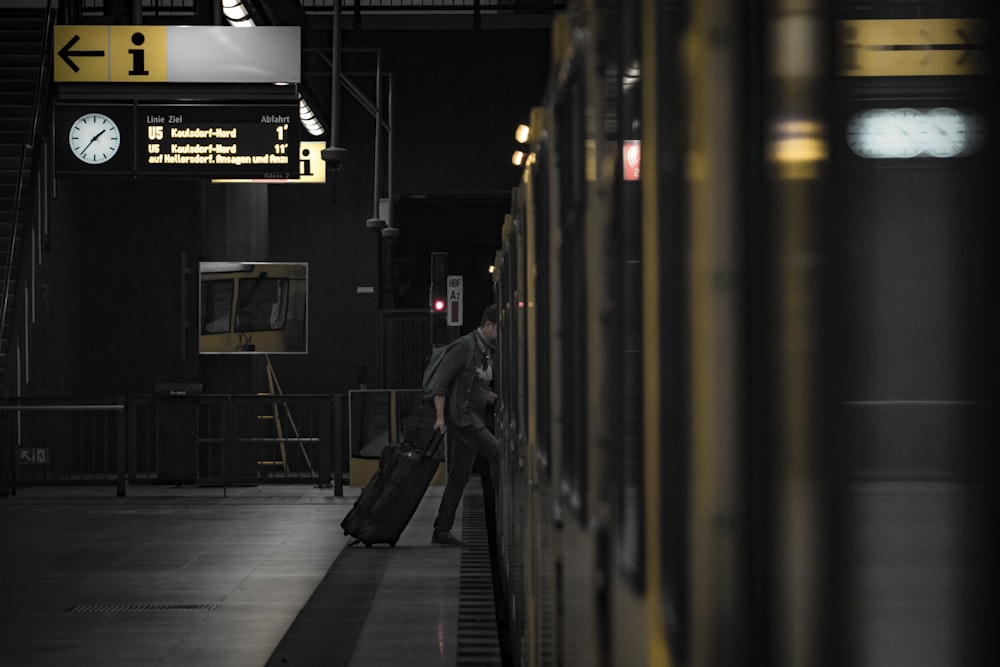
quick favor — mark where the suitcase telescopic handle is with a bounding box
[423,430,445,459]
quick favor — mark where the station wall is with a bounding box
[26,26,550,398]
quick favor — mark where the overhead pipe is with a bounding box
[379,76,397,241]
[366,49,389,235]
[305,3,391,237]
[387,79,393,211]
[320,0,347,170]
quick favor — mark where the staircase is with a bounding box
[0,5,54,392]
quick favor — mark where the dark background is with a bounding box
[28,22,551,397]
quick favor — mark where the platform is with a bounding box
[0,476,502,666]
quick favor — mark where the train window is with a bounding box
[653,2,692,656]
[533,146,552,476]
[608,6,645,589]
[511,208,529,468]
[554,58,589,518]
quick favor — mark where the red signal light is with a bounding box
[430,252,448,314]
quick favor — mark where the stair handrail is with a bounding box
[1,1,57,354]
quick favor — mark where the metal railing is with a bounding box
[0,398,127,496]
[1,3,56,384]
[0,394,348,497]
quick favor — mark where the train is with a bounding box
[489,1,997,666]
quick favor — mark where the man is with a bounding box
[426,304,500,547]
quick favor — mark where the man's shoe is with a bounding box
[432,531,464,548]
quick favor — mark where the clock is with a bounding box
[919,107,968,157]
[69,112,122,165]
[921,107,988,158]
[846,108,922,158]
[846,107,988,159]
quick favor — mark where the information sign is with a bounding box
[839,18,990,77]
[54,25,300,83]
[212,141,327,184]
[447,275,464,327]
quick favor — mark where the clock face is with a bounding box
[846,108,922,158]
[69,113,122,165]
[920,107,968,157]
[846,107,988,159]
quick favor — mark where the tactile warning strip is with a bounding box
[264,547,392,667]
[457,490,503,666]
[67,603,218,613]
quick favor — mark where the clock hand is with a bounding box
[892,122,920,149]
[78,128,109,157]
[82,129,107,154]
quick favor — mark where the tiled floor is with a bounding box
[0,481,468,666]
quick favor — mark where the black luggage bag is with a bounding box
[341,431,445,547]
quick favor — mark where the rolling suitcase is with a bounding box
[341,430,445,547]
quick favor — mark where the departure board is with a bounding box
[54,103,301,178]
[137,104,300,178]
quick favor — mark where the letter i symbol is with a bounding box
[300,148,313,177]
[129,32,148,76]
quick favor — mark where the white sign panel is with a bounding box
[169,26,300,83]
[54,25,300,83]
[447,275,463,327]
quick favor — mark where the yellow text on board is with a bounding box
[54,25,167,82]
[212,142,328,184]
[839,18,990,77]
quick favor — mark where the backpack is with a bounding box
[420,337,465,402]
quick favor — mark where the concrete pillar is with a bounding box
[202,183,268,261]
[199,183,269,395]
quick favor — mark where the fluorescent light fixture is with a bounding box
[299,96,324,136]
[769,119,827,164]
[222,0,254,26]
[222,2,324,137]
[622,59,640,91]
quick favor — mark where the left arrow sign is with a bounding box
[53,26,109,81]
[57,34,105,73]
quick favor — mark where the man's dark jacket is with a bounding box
[427,330,492,429]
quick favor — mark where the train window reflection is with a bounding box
[201,280,233,334]
[236,277,288,331]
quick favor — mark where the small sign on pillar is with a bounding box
[447,275,463,327]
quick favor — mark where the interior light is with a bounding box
[512,150,526,166]
[515,124,530,144]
